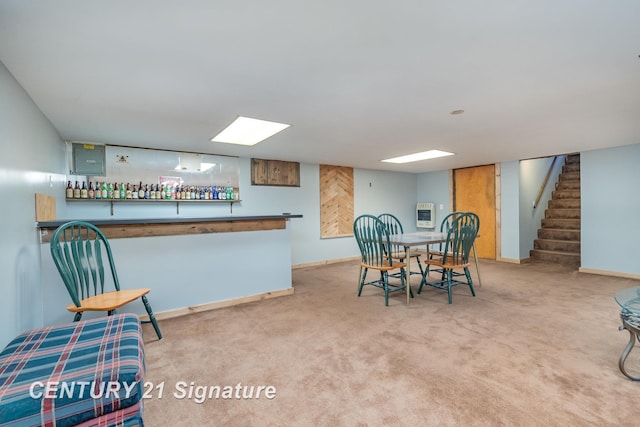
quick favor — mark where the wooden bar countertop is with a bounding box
[37,214,303,243]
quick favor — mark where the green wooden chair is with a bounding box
[353,214,412,306]
[429,212,480,275]
[418,213,479,304]
[377,213,425,279]
[50,221,163,339]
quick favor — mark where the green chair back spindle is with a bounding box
[51,221,120,307]
[50,221,162,339]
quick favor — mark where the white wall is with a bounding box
[416,170,450,229]
[581,144,640,275]
[500,161,521,260]
[0,61,67,347]
[519,156,564,258]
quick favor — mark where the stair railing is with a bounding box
[533,156,559,209]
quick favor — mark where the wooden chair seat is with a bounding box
[361,261,406,272]
[66,288,151,313]
[424,259,470,270]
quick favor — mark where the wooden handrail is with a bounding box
[533,156,559,209]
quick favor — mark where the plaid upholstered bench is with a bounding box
[0,314,145,427]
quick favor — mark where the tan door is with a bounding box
[454,164,496,259]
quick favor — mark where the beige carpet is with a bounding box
[141,260,640,426]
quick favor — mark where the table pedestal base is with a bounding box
[618,313,640,381]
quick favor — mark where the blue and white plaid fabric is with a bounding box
[0,314,145,427]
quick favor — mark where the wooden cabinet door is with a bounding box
[269,161,299,186]
[251,158,269,185]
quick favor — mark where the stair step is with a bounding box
[559,171,580,181]
[538,228,580,241]
[548,199,580,209]
[545,208,580,219]
[562,163,580,173]
[552,189,580,199]
[530,249,580,267]
[556,180,580,190]
[534,238,580,252]
[541,218,581,230]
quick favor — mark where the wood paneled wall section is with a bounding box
[320,165,354,238]
[35,194,56,221]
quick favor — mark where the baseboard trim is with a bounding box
[140,288,295,321]
[293,256,360,269]
[578,267,640,280]
[496,257,530,264]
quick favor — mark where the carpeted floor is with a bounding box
[141,259,640,426]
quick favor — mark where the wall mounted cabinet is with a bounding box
[251,158,300,187]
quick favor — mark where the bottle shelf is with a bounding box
[65,198,241,215]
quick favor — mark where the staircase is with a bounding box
[530,154,581,267]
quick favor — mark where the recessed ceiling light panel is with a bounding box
[381,150,455,164]
[211,116,290,146]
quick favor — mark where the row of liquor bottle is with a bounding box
[66,181,237,201]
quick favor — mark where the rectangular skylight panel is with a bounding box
[211,116,290,146]
[382,150,454,164]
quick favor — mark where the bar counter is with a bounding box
[38,214,303,325]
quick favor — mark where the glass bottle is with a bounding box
[66,181,74,199]
[107,182,114,199]
[73,181,81,199]
[88,182,95,199]
[120,182,125,199]
[101,182,108,199]
[138,182,145,199]
[132,184,139,199]
[144,184,150,199]
[95,182,101,199]
[126,183,132,199]
[80,182,88,199]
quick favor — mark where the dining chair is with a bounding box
[377,213,425,279]
[50,221,163,339]
[428,211,481,284]
[353,214,412,306]
[418,213,479,304]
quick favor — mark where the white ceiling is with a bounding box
[1,0,639,173]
